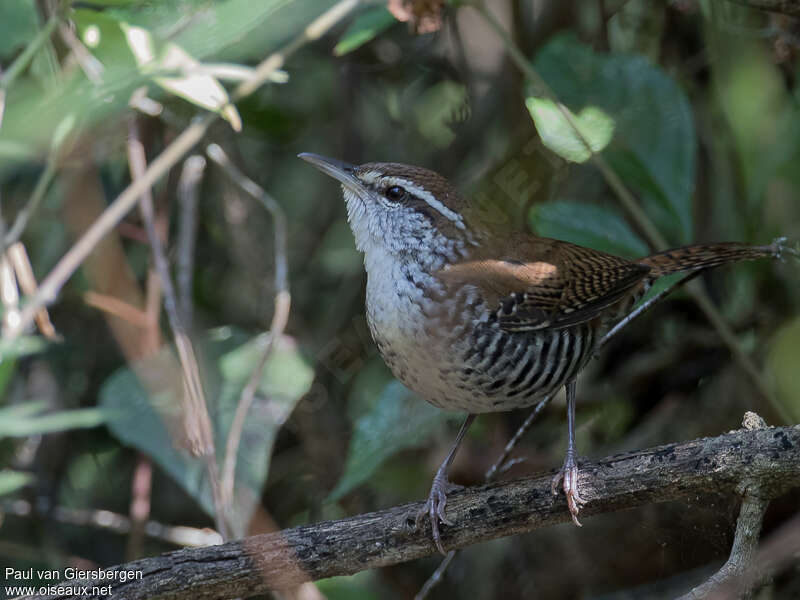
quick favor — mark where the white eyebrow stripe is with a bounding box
[358,171,382,184]
[381,176,466,230]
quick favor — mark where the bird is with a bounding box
[299,152,796,554]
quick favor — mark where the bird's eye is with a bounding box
[384,186,406,201]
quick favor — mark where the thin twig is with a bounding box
[125,455,153,561]
[2,159,58,252]
[484,396,551,482]
[709,513,800,600]
[176,155,206,328]
[676,412,771,600]
[474,1,789,423]
[126,118,227,539]
[58,20,104,84]
[6,242,58,339]
[205,144,288,293]
[0,253,21,336]
[415,551,456,600]
[0,12,60,94]
[1,498,223,548]
[83,291,150,328]
[206,144,291,532]
[4,0,361,342]
[599,271,704,349]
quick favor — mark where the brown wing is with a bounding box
[437,235,651,331]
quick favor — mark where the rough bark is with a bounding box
[22,424,800,600]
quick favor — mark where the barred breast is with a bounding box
[366,255,601,413]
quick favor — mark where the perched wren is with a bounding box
[299,152,795,554]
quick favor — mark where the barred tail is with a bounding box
[638,240,789,278]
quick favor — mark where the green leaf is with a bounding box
[100,330,313,536]
[530,200,649,258]
[0,404,105,438]
[532,34,695,244]
[121,23,242,130]
[334,7,395,56]
[0,0,39,59]
[0,470,33,496]
[327,381,452,502]
[219,333,314,400]
[525,97,614,163]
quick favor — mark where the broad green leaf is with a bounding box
[0,0,38,59]
[765,316,800,422]
[530,200,649,258]
[328,381,453,502]
[100,330,312,536]
[525,97,614,163]
[219,333,314,400]
[334,7,396,56]
[532,34,695,244]
[0,470,33,496]
[0,405,105,438]
[122,24,242,131]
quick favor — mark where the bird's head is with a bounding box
[299,153,477,263]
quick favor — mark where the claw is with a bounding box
[551,456,587,526]
[416,475,462,555]
[771,236,800,261]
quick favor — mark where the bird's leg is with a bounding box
[416,413,476,555]
[551,380,586,525]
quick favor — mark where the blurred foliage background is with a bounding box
[1,0,800,598]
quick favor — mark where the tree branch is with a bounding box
[23,423,800,600]
[677,412,772,600]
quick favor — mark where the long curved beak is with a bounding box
[298,153,363,193]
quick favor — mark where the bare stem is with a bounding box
[206,144,291,533]
[126,118,227,539]
[0,13,60,94]
[176,155,206,328]
[676,412,771,600]
[2,159,58,252]
[1,497,222,548]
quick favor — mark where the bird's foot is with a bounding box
[551,454,587,526]
[416,473,462,555]
[771,236,799,261]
